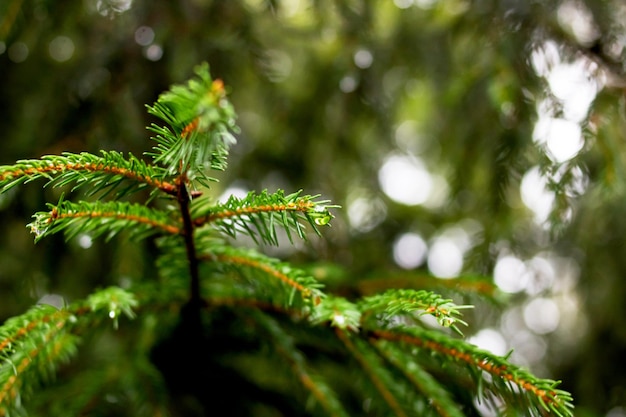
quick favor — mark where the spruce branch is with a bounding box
[359,289,473,335]
[81,287,139,329]
[0,151,177,197]
[29,356,170,417]
[192,189,337,245]
[152,235,194,285]
[335,329,410,417]
[0,288,137,415]
[368,328,574,417]
[0,305,71,360]
[28,199,182,242]
[309,296,362,332]
[356,272,499,302]
[0,305,79,416]
[249,311,350,417]
[133,277,291,324]
[372,342,465,417]
[200,246,325,309]
[0,288,137,362]
[0,333,79,417]
[145,63,238,185]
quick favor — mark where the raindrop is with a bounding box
[314,216,330,226]
[312,207,333,226]
[333,313,346,327]
[29,224,47,239]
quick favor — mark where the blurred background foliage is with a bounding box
[1,0,626,415]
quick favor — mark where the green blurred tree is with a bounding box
[1,0,625,416]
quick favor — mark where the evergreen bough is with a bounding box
[0,64,574,416]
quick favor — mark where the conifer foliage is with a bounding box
[0,64,574,416]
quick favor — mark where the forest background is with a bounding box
[1,1,626,416]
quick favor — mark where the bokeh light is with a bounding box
[533,116,584,163]
[468,328,507,356]
[520,166,554,224]
[339,75,358,93]
[556,0,599,46]
[134,26,155,46]
[427,237,463,278]
[494,255,531,293]
[347,195,387,233]
[426,221,481,278]
[144,44,163,61]
[353,49,373,69]
[393,232,427,269]
[530,38,603,166]
[523,297,560,334]
[49,36,75,62]
[78,234,93,249]
[218,183,250,203]
[378,154,433,206]
[8,42,28,63]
